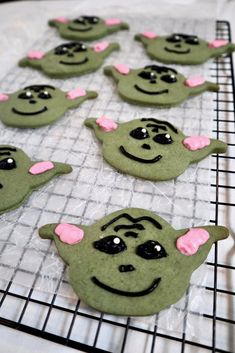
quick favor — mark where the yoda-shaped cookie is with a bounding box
[0,84,97,128]
[49,15,129,41]
[0,145,72,215]
[104,64,219,107]
[39,208,229,316]
[84,117,227,181]
[135,32,235,65]
[19,41,119,79]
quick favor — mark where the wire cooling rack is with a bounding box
[0,20,234,353]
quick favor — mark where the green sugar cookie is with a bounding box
[85,116,227,181]
[39,208,229,316]
[104,64,219,107]
[19,41,119,79]
[135,32,235,65]
[0,145,72,215]
[0,84,97,128]
[49,16,129,41]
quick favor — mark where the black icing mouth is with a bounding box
[67,26,93,32]
[92,276,161,297]
[12,107,47,116]
[134,84,169,95]
[164,47,191,54]
[119,145,162,164]
[59,57,89,65]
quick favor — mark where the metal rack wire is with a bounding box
[0,20,234,353]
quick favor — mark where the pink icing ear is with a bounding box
[208,39,228,48]
[105,18,121,26]
[29,161,54,175]
[0,94,9,102]
[55,223,84,245]
[66,87,86,100]
[142,31,158,39]
[27,51,45,60]
[183,136,210,151]
[96,115,118,132]
[185,76,206,88]
[114,64,130,75]
[93,41,109,52]
[176,228,210,256]
[53,17,69,24]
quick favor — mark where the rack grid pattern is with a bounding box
[0,20,234,353]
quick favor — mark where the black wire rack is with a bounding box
[0,20,234,353]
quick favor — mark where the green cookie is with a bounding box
[19,41,119,79]
[0,145,72,215]
[135,32,235,65]
[0,84,97,128]
[104,64,219,107]
[49,16,129,41]
[39,208,229,316]
[85,117,227,181]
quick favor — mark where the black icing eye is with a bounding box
[37,91,52,99]
[73,43,87,52]
[54,46,69,55]
[82,16,99,24]
[93,236,126,255]
[185,37,199,45]
[137,240,167,260]
[160,74,177,84]
[153,133,173,144]
[73,18,86,24]
[18,91,33,99]
[0,157,16,170]
[166,34,181,43]
[138,71,156,80]
[130,127,150,140]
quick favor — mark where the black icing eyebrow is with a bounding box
[141,118,178,134]
[24,85,55,91]
[101,213,162,231]
[172,33,198,39]
[114,224,145,232]
[144,65,177,74]
[0,147,17,153]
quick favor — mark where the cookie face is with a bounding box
[19,42,119,78]
[39,208,229,316]
[49,16,129,41]
[0,85,97,128]
[0,145,72,214]
[104,64,219,107]
[135,32,235,65]
[85,117,227,181]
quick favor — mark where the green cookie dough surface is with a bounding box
[85,117,227,181]
[135,33,235,65]
[49,15,129,41]
[0,84,97,128]
[104,64,219,107]
[39,208,229,316]
[0,145,72,215]
[19,42,120,79]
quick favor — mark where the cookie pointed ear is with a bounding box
[65,88,98,108]
[208,40,235,56]
[92,42,120,58]
[104,18,129,33]
[85,116,118,141]
[135,32,158,45]
[19,51,45,68]
[29,161,72,188]
[48,17,69,27]
[104,64,130,82]
[185,76,219,95]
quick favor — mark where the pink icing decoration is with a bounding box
[96,115,118,132]
[55,223,84,245]
[29,161,54,175]
[53,17,69,23]
[183,136,210,151]
[176,228,210,256]
[105,18,121,26]
[0,94,9,102]
[114,64,130,75]
[27,51,45,60]
[185,76,206,88]
[142,31,157,39]
[208,39,228,48]
[66,87,86,100]
[93,41,109,52]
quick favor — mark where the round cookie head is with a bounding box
[19,42,120,79]
[49,15,129,41]
[0,145,72,214]
[85,117,227,181]
[135,32,235,65]
[0,84,97,128]
[104,64,219,107]
[39,208,229,316]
